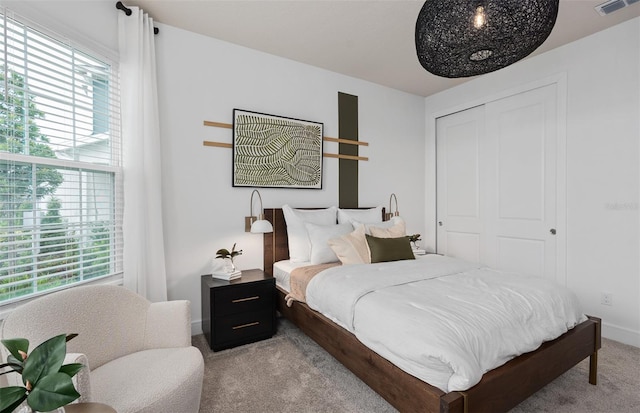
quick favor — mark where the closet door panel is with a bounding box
[436,84,561,282]
[485,84,558,280]
[436,106,485,262]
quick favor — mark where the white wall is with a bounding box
[154,25,426,332]
[424,18,640,346]
[1,1,426,333]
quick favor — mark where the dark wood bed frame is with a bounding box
[263,208,601,413]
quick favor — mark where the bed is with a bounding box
[263,207,601,413]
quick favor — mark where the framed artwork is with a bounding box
[232,109,323,189]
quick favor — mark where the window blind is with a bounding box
[0,9,123,304]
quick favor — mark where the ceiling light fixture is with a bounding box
[415,0,560,78]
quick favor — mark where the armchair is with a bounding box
[0,285,204,413]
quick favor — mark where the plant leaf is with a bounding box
[1,338,29,361]
[27,372,80,412]
[22,334,66,387]
[59,363,84,378]
[216,248,230,257]
[0,361,23,376]
[65,333,78,342]
[0,386,28,413]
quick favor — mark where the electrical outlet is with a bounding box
[601,292,613,306]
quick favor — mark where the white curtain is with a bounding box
[118,7,167,302]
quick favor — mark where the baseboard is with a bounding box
[191,319,203,336]
[601,321,639,347]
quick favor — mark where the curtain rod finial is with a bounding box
[116,1,132,16]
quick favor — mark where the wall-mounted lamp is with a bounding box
[245,189,273,233]
[385,193,400,221]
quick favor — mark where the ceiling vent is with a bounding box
[595,0,638,16]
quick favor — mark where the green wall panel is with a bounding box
[338,92,358,208]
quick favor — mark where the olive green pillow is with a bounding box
[365,234,415,263]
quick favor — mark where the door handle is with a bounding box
[438,221,443,226]
[550,228,556,235]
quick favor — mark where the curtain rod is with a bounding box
[116,1,159,34]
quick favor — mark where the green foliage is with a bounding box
[0,334,82,413]
[216,243,243,261]
[0,337,28,364]
[82,221,112,279]
[0,69,63,208]
[0,387,27,413]
[37,198,80,287]
[408,234,421,243]
[27,372,80,411]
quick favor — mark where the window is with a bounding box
[0,10,122,304]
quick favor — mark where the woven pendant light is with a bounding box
[415,0,559,78]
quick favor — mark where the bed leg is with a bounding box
[440,392,465,413]
[589,351,598,385]
[588,315,602,385]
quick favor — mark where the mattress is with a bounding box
[305,254,586,393]
[273,260,311,292]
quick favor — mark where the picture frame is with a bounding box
[232,109,324,189]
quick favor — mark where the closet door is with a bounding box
[484,84,558,280]
[436,84,560,281]
[435,106,486,263]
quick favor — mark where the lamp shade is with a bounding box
[250,219,273,234]
[415,0,559,78]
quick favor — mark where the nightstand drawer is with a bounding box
[213,310,274,347]
[213,281,273,316]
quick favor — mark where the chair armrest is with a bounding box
[144,300,192,349]
[64,353,92,403]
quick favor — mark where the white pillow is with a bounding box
[354,216,405,235]
[305,223,353,264]
[282,205,337,262]
[337,206,383,225]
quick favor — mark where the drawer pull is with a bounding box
[232,321,260,330]
[232,296,260,303]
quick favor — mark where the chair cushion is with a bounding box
[90,347,204,413]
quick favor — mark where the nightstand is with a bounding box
[201,269,276,351]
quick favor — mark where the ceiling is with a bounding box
[127,0,640,97]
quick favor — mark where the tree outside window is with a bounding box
[1,11,121,304]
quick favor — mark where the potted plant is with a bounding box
[408,234,422,250]
[0,334,83,413]
[216,243,242,273]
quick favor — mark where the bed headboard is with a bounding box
[262,207,385,276]
[263,208,288,277]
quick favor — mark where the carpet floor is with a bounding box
[193,317,640,413]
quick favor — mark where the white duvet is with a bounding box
[305,254,586,392]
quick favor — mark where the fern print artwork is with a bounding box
[233,110,323,189]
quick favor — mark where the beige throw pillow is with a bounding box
[327,225,371,265]
[369,219,406,238]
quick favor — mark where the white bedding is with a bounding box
[273,260,310,292]
[305,254,586,393]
